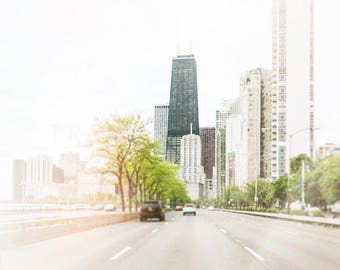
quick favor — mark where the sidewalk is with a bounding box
[217,209,340,228]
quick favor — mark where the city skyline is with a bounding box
[1,0,340,199]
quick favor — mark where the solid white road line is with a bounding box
[110,247,131,261]
[244,246,264,261]
[152,229,158,233]
[220,229,227,234]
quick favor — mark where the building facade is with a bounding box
[154,104,169,159]
[226,113,243,187]
[215,99,242,197]
[177,133,205,201]
[12,159,26,201]
[59,152,80,183]
[166,54,200,164]
[53,165,65,183]
[26,156,53,185]
[271,0,314,179]
[199,127,215,179]
[240,68,272,183]
[316,143,340,160]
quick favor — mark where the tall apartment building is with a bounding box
[240,68,272,183]
[154,104,169,158]
[199,127,215,179]
[166,54,199,164]
[177,132,205,200]
[272,0,314,179]
[12,159,26,201]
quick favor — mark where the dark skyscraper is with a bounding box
[166,54,199,164]
[199,127,215,179]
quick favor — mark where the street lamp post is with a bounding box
[283,127,319,214]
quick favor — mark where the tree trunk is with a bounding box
[118,166,125,212]
[128,181,132,212]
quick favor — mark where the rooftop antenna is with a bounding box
[190,33,193,54]
[176,17,180,56]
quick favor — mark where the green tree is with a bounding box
[290,154,312,174]
[271,154,313,210]
[94,112,150,212]
[245,180,275,209]
[124,137,161,211]
[272,174,287,208]
[307,156,340,206]
[225,185,246,208]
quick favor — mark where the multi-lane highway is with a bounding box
[1,209,339,270]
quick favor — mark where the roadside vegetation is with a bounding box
[93,112,189,212]
[215,154,340,217]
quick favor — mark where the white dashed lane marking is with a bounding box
[110,247,131,261]
[244,246,264,261]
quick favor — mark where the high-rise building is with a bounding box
[199,127,215,179]
[12,159,26,201]
[177,132,205,201]
[215,100,235,198]
[166,54,199,164]
[226,113,243,186]
[272,0,314,179]
[240,68,272,183]
[154,104,169,158]
[26,156,53,185]
[59,152,80,183]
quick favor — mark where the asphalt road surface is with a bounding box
[1,210,340,270]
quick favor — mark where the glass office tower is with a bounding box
[166,54,199,164]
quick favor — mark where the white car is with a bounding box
[104,204,117,211]
[183,204,196,216]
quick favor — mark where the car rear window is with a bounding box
[185,204,194,207]
[141,202,159,209]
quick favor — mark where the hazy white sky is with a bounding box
[1,0,339,200]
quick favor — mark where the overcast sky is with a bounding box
[1,0,339,200]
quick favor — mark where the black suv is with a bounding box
[140,200,165,222]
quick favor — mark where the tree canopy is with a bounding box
[93,112,189,211]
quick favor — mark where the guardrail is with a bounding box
[0,212,139,249]
[216,209,340,228]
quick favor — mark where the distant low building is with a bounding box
[59,152,80,183]
[316,143,340,160]
[12,159,26,201]
[53,165,65,183]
